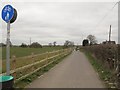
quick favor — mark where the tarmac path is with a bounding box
[27,51,105,88]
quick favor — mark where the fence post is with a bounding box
[31,52,35,71]
[58,50,61,58]
[31,52,34,62]
[116,45,120,89]
[64,49,67,56]
[31,52,34,58]
[59,50,61,58]
[117,59,120,89]
[12,55,16,81]
[46,52,49,64]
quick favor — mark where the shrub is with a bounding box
[20,43,28,48]
[30,42,42,48]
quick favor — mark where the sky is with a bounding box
[0,0,118,45]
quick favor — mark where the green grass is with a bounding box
[80,49,113,88]
[2,46,63,60]
[0,47,2,59]
[14,52,71,88]
[1,46,63,73]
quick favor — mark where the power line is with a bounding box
[95,2,118,28]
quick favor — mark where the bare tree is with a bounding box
[53,41,57,47]
[87,35,97,45]
[49,43,52,47]
[64,40,74,48]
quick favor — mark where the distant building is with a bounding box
[101,25,116,45]
[102,40,116,44]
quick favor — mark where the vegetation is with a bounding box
[81,49,111,88]
[29,42,42,48]
[0,47,2,59]
[0,43,6,47]
[2,46,63,60]
[63,40,74,48]
[48,43,52,47]
[80,44,119,88]
[87,35,97,45]
[14,52,71,88]
[20,43,28,48]
[53,41,57,47]
[2,48,72,88]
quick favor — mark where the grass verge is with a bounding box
[14,52,72,89]
[80,49,114,88]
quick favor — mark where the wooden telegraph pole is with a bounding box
[109,25,111,42]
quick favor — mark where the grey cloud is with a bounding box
[1,2,118,45]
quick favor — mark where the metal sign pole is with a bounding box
[6,21,10,75]
[2,5,17,76]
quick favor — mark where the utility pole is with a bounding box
[30,37,31,46]
[109,25,111,42]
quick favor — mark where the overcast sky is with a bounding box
[0,0,118,45]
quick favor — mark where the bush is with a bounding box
[81,44,120,88]
[20,43,28,48]
[82,44,118,69]
[30,42,42,48]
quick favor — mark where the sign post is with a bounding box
[6,21,10,75]
[1,5,17,75]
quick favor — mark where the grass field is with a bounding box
[2,46,63,60]
[1,46,63,73]
[1,46,72,88]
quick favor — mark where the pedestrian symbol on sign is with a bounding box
[2,5,14,23]
[5,12,10,21]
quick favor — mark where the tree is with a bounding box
[53,41,57,47]
[87,35,97,45]
[64,40,74,48]
[49,43,52,47]
[82,39,89,46]
[0,43,6,47]
[20,43,28,48]
[30,42,42,48]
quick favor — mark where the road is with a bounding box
[26,51,105,88]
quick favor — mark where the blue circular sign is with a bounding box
[1,5,14,23]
